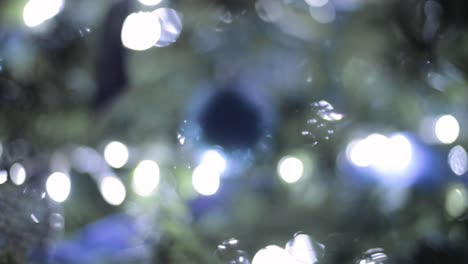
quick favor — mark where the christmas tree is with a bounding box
[0,0,468,263]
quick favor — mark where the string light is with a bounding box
[133,160,160,197]
[104,141,129,169]
[277,156,304,183]
[46,172,71,203]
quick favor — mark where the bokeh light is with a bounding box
[309,2,336,24]
[435,115,460,144]
[72,146,107,174]
[305,0,329,7]
[347,134,389,168]
[192,163,220,196]
[121,12,161,51]
[278,156,304,184]
[252,245,296,264]
[255,0,284,23]
[46,172,71,203]
[373,134,413,173]
[50,151,70,173]
[104,141,129,169]
[153,8,183,47]
[347,133,413,174]
[448,145,468,176]
[132,160,160,197]
[50,213,65,231]
[0,170,7,184]
[23,0,64,27]
[361,133,390,169]
[138,0,163,6]
[99,176,126,206]
[445,185,468,219]
[347,138,373,167]
[10,162,26,186]
[201,149,227,174]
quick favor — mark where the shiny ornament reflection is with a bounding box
[252,245,296,264]
[285,233,325,264]
[356,248,388,264]
[216,238,250,264]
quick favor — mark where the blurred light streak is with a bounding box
[278,156,304,183]
[192,163,220,196]
[50,151,70,173]
[104,141,129,169]
[10,162,26,185]
[132,160,160,197]
[100,176,126,206]
[448,145,468,176]
[71,146,107,174]
[423,0,442,41]
[121,12,161,51]
[46,172,71,202]
[30,213,40,223]
[23,0,64,27]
